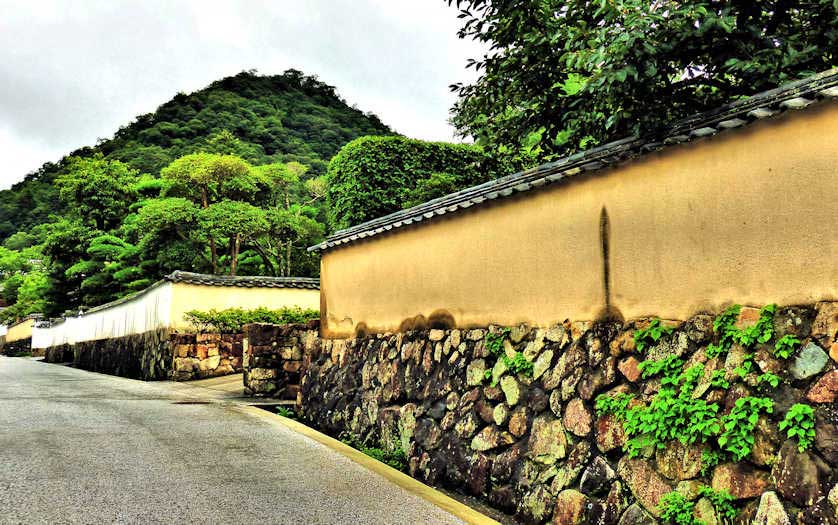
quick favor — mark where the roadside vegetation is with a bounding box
[185,307,319,333]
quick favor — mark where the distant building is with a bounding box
[0,314,40,356]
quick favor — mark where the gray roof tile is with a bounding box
[166,271,319,289]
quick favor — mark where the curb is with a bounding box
[239,405,501,525]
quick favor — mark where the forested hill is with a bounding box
[0,69,394,240]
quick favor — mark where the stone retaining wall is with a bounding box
[170,332,244,381]
[242,321,319,398]
[42,330,244,381]
[292,305,838,524]
[0,337,33,357]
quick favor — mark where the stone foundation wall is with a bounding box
[0,337,33,357]
[242,321,319,398]
[170,333,244,380]
[297,305,838,524]
[42,330,244,381]
[43,343,72,363]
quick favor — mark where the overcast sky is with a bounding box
[0,0,484,189]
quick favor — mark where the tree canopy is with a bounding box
[448,0,838,162]
[0,69,394,243]
[326,136,522,230]
[0,69,392,321]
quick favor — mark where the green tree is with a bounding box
[197,200,268,276]
[0,244,43,310]
[249,161,327,275]
[0,69,394,245]
[55,155,139,231]
[40,219,99,316]
[0,271,49,323]
[160,153,262,273]
[448,0,838,162]
[135,197,207,271]
[326,136,519,229]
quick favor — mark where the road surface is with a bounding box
[0,356,467,524]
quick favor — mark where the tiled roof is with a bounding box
[165,271,319,289]
[310,68,838,253]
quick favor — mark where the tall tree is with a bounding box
[55,155,139,231]
[197,200,268,276]
[448,0,838,162]
[160,153,264,273]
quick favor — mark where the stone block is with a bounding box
[807,370,838,403]
[174,357,199,373]
[812,302,838,347]
[196,333,221,344]
[248,344,275,356]
[596,413,626,452]
[617,457,671,517]
[249,368,278,380]
[712,462,770,499]
[655,440,703,480]
[528,415,567,464]
[466,359,486,386]
[563,398,592,437]
[170,333,196,345]
[790,343,828,379]
[283,360,302,373]
[470,425,514,452]
[552,489,590,524]
[771,441,831,506]
[280,345,303,361]
[174,344,192,358]
[198,355,221,371]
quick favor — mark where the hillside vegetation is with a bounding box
[0,70,395,320]
[0,69,393,241]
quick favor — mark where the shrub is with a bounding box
[483,327,533,384]
[774,334,801,359]
[779,403,816,452]
[624,362,720,457]
[706,304,775,358]
[326,136,519,230]
[658,492,697,525]
[718,396,774,461]
[698,486,737,523]
[595,392,634,418]
[184,306,319,333]
[633,318,674,353]
[339,433,407,471]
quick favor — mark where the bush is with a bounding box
[326,136,520,230]
[184,306,319,333]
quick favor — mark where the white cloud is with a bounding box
[0,0,485,188]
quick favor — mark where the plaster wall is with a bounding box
[32,282,173,348]
[33,281,320,349]
[168,283,320,330]
[320,103,838,338]
[6,318,34,343]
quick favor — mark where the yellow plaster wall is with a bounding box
[6,318,34,343]
[169,283,320,330]
[321,103,838,338]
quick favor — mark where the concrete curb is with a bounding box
[239,405,501,525]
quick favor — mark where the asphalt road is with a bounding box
[0,357,465,525]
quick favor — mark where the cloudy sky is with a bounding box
[0,0,484,188]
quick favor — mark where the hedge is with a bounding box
[326,136,518,231]
[184,306,319,333]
